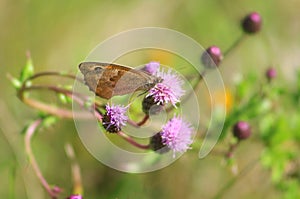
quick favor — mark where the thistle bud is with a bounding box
[201,46,223,68]
[241,12,262,34]
[233,121,251,140]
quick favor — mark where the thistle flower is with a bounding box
[102,104,128,133]
[142,61,160,75]
[146,70,184,107]
[160,116,193,157]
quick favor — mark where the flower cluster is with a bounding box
[101,62,193,157]
[102,104,128,133]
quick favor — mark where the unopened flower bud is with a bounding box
[201,46,223,68]
[266,67,276,81]
[233,121,251,140]
[241,12,262,34]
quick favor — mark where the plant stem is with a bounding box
[117,131,150,150]
[65,144,83,196]
[223,34,246,57]
[226,141,240,159]
[26,71,82,83]
[18,83,96,119]
[24,118,62,199]
[137,114,149,126]
[127,114,150,127]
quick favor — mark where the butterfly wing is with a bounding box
[79,62,155,99]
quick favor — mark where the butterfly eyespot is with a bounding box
[110,77,118,81]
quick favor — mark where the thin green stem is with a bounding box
[223,34,246,57]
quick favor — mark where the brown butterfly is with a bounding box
[79,62,161,99]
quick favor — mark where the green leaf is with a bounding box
[20,123,30,135]
[41,116,58,128]
[9,77,22,89]
[269,117,291,146]
[20,55,34,82]
[58,93,68,104]
[282,179,300,199]
[235,73,258,100]
[259,114,276,143]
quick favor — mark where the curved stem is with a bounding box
[18,85,92,119]
[128,114,150,127]
[17,72,101,119]
[223,34,246,57]
[25,71,82,83]
[137,114,149,126]
[117,131,150,150]
[25,118,62,199]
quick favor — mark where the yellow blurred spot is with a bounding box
[147,49,173,66]
[209,88,233,113]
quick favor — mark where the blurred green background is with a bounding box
[1,0,300,198]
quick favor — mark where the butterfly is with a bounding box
[79,62,161,99]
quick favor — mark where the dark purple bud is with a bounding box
[142,96,164,115]
[241,12,262,34]
[201,46,223,68]
[150,133,170,154]
[266,67,276,81]
[233,121,251,140]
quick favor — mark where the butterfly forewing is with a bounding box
[79,62,159,99]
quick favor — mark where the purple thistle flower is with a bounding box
[102,104,128,133]
[142,61,160,75]
[160,116,193,157]
[147,70,184,107]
